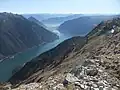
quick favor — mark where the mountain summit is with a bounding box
[28,16,47,29]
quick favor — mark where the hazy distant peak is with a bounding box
[28,16,47,28]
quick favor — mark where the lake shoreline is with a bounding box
[0,36,68,82]
[0,42,48,62]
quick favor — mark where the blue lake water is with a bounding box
[0,35,70,82]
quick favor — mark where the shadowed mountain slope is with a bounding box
[0,13,58,59]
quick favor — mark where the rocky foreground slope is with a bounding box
[2,17,120,90]
[0,13,58,59]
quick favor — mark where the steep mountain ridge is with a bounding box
[87,18,120,39]
[0,13,58,59]
[41,14,83,24]
[58,15,119,36]
[5,17,120,90]
[28,16,47,29]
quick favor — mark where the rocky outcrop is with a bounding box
[0,12,58,59]
[65,59,120,90]
[41,14,83,25]
[6,59,120,90]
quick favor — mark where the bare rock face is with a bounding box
[0,12,58,59]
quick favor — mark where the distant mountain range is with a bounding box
[24,14,120,38]
[0,13,58,60]
[41,14,83,25]
[58,15,120,36]
[23,14,75,21]
[28,16,47,29]
[23,14,83,33]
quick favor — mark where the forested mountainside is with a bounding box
[0,13,58,59]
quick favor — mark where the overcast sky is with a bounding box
[0,0,120,14]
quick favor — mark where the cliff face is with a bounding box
[8,17,120,90]
[0,13,58,59]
